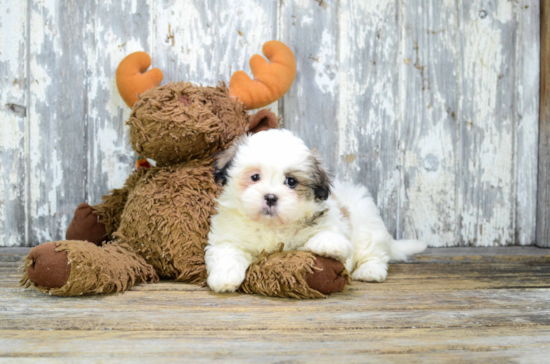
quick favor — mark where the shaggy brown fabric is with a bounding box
[21,240,157,296]
[92,168,148,239]
[25,242,71,288]
[239,244,349,299]
[128,82,248,167]
[114,160,221,285]
[66,203,107,246]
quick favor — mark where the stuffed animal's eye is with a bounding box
[285,177,298,188]
[251,174,261,182]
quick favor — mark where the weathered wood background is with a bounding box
[0,0,541,247]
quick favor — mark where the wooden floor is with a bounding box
[1,247,550,363]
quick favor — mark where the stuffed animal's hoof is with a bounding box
[26,242,71,289]
[306,257,348,294]
[66,203,107,246]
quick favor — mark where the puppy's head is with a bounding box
[214,129,331,226]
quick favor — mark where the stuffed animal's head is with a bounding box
[116,41,296,166]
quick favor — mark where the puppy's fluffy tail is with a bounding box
[390,239,428,261]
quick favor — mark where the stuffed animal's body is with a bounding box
[21,42,349,298]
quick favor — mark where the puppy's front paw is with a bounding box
[207,268,246,293]
[352,260,388,282]
[302,232,353,262]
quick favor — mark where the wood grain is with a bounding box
[279,0,340,173]
[1,328,549,363]
[280,0,541,246]
[538,0,550,248]
[458,1,520,247]
[150,0,278,111]
[398,0,460,245]
[86,0,152,206]
[27,1,91,246]
[0,1,28,247]
[336,0,400,236]
[515,1,540,246]
[1,248,550,361]
[0,0,543,247]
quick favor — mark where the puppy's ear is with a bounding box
[309,150,332,201]
[214,135,247,185]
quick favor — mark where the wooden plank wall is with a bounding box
[0,0,541,247]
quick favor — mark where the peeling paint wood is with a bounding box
[0,1,27,248]
[516,2,540,246]
[27,1,92,246]
[86,1,152,205]
[398,0,460,245]
[538,0,550,248]
[150,0,278,105]
[0,0,542,247]
[279,0,341,178]
[457,1,523,247]
[335,0,400,236]
[283,0,540,247]
[398,0,541,247]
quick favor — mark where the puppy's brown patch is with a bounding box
[236,167,261,192]
[339,205,350,219]
[332,194,352,230]
[284,150,331,202]
[285,169,315,201]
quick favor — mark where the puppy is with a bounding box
[205,129,426,293]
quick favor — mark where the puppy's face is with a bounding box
[214,129,331,226]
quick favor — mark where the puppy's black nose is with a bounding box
[265,194,278,207]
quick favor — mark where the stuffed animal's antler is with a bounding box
[116,52,164,107]
[229,41,296,110]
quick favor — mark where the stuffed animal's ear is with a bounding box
[309,150,332,201]
[214,135,248,185]
[249,110,279,134]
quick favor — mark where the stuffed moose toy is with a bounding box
[21,41,349,298]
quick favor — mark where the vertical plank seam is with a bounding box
[531,0,542,246]
[277,0,284,126]
[24,0,31,247]
[537,0,549,247]
[150,0,156,72]
[83,1,91,205]
[396,0,404,240]
[455,0,464,246]
[511,0,519,245]
[86,0,95,205]
[335,0,341,171]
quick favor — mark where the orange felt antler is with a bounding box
[116,52,164,108]
[229,41,296,110]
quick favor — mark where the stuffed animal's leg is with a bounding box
[239,246,350,299]
[65,203,108,245]
[21,241,158,296]
[66,169,148,244]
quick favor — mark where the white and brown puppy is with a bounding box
[205,129,426,293]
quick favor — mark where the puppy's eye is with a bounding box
[285,177,298,188]
[251,174,261,182]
